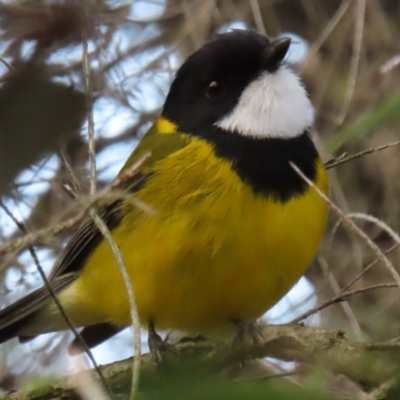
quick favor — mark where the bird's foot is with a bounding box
[148,321,169,363]
[232,319,264,348]
[231,320,264,366]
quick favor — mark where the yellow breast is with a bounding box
[62,136,328,333]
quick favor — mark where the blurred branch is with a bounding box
[301,0,351,70]
[0,65,86,196]
[317,255,364,340]
[335,0,365,125]
[81,33,97,197]
[0,212,84,258]
[0,323,398,399]
[0,150,152,259]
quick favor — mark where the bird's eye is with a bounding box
[205,81,225,100]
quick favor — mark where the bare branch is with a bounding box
[1,323,399,400]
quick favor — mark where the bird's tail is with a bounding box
[0,274,75,344]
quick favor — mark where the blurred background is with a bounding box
[0,0,400,397]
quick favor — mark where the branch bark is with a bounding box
[0,323,397,400]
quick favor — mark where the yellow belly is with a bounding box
[61,137,329,333]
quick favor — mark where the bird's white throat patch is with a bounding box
[216,66,314,138]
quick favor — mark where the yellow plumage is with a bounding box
[59,117,328,333]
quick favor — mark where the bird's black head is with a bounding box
[161,30,318,201]
[162,30,308,138]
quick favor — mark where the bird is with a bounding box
[0,30,328,355]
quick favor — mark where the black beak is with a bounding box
[264,37,291,70]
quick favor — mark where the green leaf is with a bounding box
[328,91,400,152]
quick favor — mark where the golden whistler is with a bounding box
[0,31,328,353]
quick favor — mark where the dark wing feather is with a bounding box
[68,322,125,354]
[49,170,151,281]
[48,200,124,280]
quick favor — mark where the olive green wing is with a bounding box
[50,122,189,280]
[118,120,189,178]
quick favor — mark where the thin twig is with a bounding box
[342,283,399,302]
[326,172,365,279]
[380,54,400,74]
[83,19,140,396]
[342,243,399,292]
[250,0,266,35]
[82,34,97,196]
[0,56,15,71]
[336,0,366,124]
[89,209,141,400]
[347,213,400,246]
[333,212,400,291]
[325,140,400,169]
[324,210,400,292]
[0,155,152,258]
[0,212,84,257]
[293,282,398,323]
[318,256,364,340]
[290,162,400,290]
[59,151,83,193]
[326,216,363,276]
[301,0,351,70]
[110,152,151,190]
